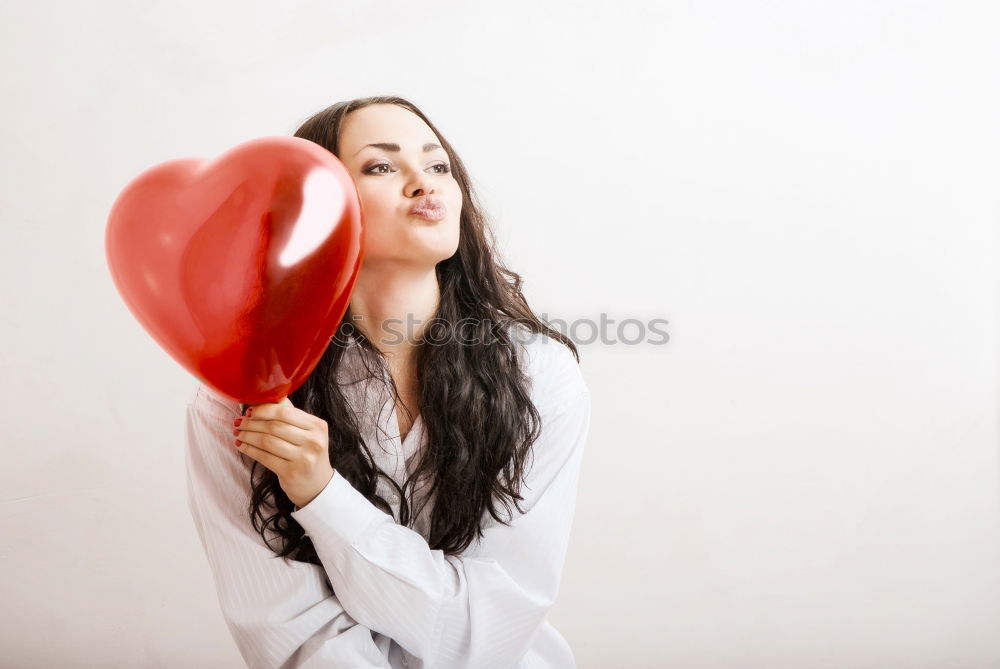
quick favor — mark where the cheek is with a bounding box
[356,185,390,219]
[448,180,463,209]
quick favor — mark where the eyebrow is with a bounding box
[353,142,443,157]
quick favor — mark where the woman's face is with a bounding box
[337,104,462,268]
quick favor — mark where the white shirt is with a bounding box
[184,325,591,668]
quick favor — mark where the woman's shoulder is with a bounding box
[187,381,242,418]
[507,321,588,409]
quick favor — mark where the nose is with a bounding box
[405,171,435,198]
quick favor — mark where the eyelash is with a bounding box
[364,162,451,175]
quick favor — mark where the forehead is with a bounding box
[339,104,437,152]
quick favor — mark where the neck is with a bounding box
[348,262,440,363]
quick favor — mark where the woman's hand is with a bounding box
[233,397,334,509]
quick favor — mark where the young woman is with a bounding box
[185,95,591,668]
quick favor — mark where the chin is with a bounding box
[363,244,458,267]
[424,244,460,265]
[409,229,460,259]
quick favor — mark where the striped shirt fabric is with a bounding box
[184,325,591,668]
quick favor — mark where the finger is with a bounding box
[236,436,287,473]
[249,396,292,411]
[236,419,312,452]
[247,402,321,432]
[236,429,296,462]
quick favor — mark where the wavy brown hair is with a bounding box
[240,95,578,573]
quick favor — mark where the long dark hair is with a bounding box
[240,95,579,568]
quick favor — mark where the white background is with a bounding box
[1,1,998,667]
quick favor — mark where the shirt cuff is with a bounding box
[290,469,392,551]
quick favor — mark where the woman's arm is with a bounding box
[185,385,393,669]
[290,343,591,669]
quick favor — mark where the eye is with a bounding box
[363,161,451,175]
[365,162,393,175]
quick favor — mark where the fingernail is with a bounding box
[233,417,243,427]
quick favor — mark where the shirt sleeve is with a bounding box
[184,384,395,669]
[290,373,591,669]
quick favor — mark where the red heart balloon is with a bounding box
[105,136,364,405]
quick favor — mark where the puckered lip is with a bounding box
[408,195,445,215]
